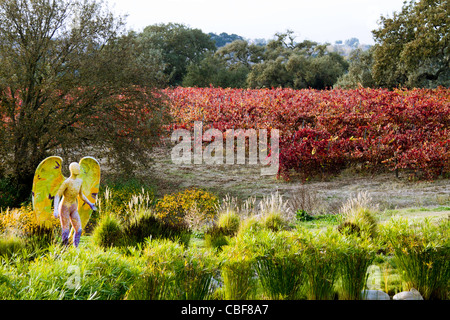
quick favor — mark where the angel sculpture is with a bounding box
[32,156,100,247]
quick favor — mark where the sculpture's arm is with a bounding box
[80,189,97,211]
[54,181,67,218]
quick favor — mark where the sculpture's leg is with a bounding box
[60,205,71,246]
[70,211,82,248]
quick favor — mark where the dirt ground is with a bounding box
[145,145,450,217]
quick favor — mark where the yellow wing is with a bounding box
[32,156,65,228]
[77,156,101,230]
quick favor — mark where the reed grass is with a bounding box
[253,230,306,299]
[220,235,259,300]
[380,217,449,299]
[139,238,218,300]
[335,235,377,300]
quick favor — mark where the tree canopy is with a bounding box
[139,23,216,86]
[372,0,449,88]
[0,0,168,204]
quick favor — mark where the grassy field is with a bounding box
[0,142,448,301]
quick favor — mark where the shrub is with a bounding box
[0,205,59,238]
[135,239,218,300]
[0,205,59,249]
[204,225,230,252]
[236,216,263,239]
[122,211,191,248]
[220,235,259,300]
[203,209,240,252]
[253,230,306,299]
[261,211,290,232]
[154,188,218,228]
[335,235,377,300]
[92,214,124,248]
[0,234,26,257]
[217,210,240,236]
[338,192,378,238]
[296,209,314,222]
[380,217,450,300]
[298,228,340,300]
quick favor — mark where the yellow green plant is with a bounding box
[380,217,450,300]
[0,205,59,238]
[154,188,218,228]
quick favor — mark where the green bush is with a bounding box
[236,216,263,239]
[217,210,240,236]
[296,209,314,222]
[0,245,142,300]
[253,230,306,299]
[261,211,290,232]
[338,207,378,238]
[335,235,377,300]
[92,214,124,248]
[338,192,378,238]
[380,218,450,300]
[133,239,218,300]
[121,211,191,248]
[298,228,340,300]
[204,225,230,252]
[0,235,26,257]
[220,236,259,300]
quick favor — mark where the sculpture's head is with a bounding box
[69,162,80,176]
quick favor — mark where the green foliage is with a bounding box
[298,228,341,300]
[372,0,449,88]
[122,211,191,248]
[0,245,142,300]
[92,214,124,248]
[130,239,219,300]
[335,235,378,300]
[380,217,450,299]
[154,188,218,229]
[236,216,264,239]
[253,230,306,299]
[0,234,26,257]
[334,47,376,89]
[217,210,241,236]
[204,225,230,252]
[0,0,168,203]
[337,192,378,238]
[220,243,258,300]
[139,23,216,86]
[182,52,249,88]
[247,31,349,89]
[261,211,289,232]
[203,210,240,251]
[296,209,314,222]
[337,207,378,238]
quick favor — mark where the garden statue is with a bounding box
[32,156,101,247]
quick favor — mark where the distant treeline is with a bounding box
[127,0,448,90]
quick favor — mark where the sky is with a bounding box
[106,0,407,45]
